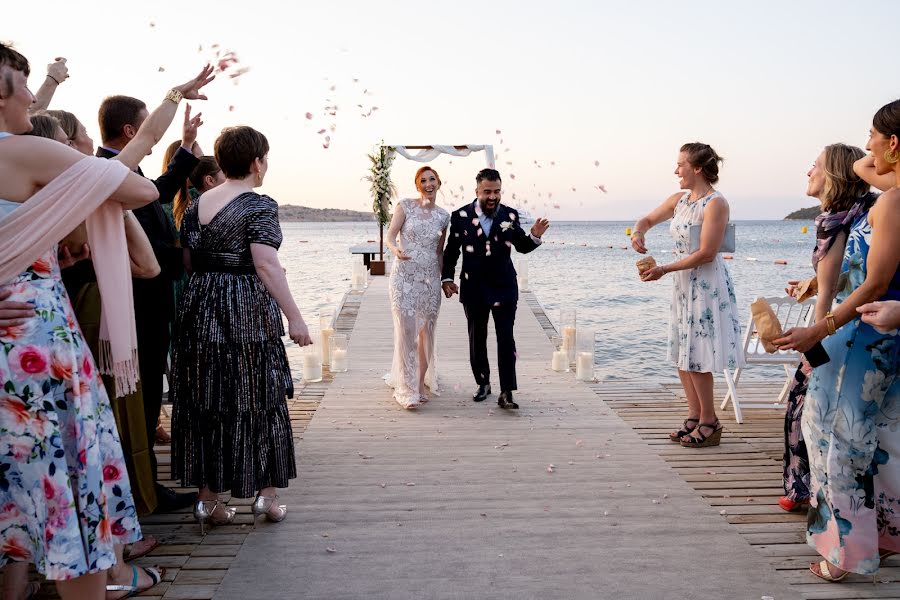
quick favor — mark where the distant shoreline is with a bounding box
[278,204,375,222]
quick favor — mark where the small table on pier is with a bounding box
[349,244,382,270]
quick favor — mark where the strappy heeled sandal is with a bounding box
[679,420,723,448]
[880,549,898,562]
[810,560,849,582]
[669,418,699,442]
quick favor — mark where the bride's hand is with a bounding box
[393,247,411,261]
[785,279,800,297]
[289,319,312,346]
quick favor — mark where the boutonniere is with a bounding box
[459,209,468,218]
[500,221,512,232]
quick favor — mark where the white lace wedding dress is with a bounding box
[385,198,450,408]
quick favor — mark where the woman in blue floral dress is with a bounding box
[775,99,900,582]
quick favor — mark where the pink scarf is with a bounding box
[0,156,140,396]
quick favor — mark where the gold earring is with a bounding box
[255,172,262,186]
[885,150,900,164]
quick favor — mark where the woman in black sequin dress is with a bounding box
[170,126,312,531]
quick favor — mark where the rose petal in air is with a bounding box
[305,112,313,120]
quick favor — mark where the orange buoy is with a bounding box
[723,255,733,260]
[625,227,632,236]
[774,259,788,265]
[801,226,808,234]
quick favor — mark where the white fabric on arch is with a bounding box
[389,145,495,169]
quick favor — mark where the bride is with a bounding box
[384,166,450,409]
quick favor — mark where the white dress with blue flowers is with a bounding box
[667,192,744,373]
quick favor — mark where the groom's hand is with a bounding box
[442,281,458,298]
[530,217,550,238]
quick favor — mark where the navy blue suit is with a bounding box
[442,201,540,392]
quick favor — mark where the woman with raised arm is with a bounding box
[632,142,743,448]
[774,101,900,583]
[0,43,159,600]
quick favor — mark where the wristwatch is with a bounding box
[164,89,184,104]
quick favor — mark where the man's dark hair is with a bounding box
[0,43,30,98]
[475,168,501,185]
[98,95,147,143]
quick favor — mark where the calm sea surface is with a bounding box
[280,220,817,382]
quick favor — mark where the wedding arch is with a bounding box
[367,144,496,270]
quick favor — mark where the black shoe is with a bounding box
[153,484,198,514]
[498,391,518,410]
[472,384,491,402]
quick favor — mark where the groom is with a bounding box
[442,168,550,409]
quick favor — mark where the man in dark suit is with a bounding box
[96,94,200,512]
[442,168,550,409]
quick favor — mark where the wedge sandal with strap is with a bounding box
[679,420,723,448]
[669,418,699,442]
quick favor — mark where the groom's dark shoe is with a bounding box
[473,384,491,402]
[498,391,518,410]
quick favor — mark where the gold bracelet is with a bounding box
[825,312,836,336]
[164,88,184,104]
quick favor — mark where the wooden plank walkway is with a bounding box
[23,292,363,600]
[213,278,797,599]
[520,295,900,600]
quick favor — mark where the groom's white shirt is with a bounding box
[442,201,541,283]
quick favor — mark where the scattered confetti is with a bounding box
[326,547,336,553]
[719,509,727,515]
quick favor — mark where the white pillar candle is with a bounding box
[320,328,334,365]
[302,352,322,382]
[331,348,349,372]
[576,352,594,381]
[562,326,577,362]
[551,350,568,372]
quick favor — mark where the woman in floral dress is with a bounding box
[780,144,875,513]
[0,44,161,598]
[633,143,744,447]
[775,99,900,582]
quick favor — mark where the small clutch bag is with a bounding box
[689,223,736,254]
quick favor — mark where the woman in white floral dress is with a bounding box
[633,143,744,447]
[384,167,450,409]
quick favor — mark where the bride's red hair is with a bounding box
[414,166,442,192]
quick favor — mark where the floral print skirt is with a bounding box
[783,359,811,502]
[0,257,141,580]
[802,318,899,575]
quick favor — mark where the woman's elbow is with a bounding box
[132,263,161,279]
[136,181,159,206]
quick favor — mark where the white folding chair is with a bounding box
[721,296,816,423]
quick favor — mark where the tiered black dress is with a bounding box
[170,192,296,497]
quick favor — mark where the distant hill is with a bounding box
[278,204,375,222]
[784,205,819,220]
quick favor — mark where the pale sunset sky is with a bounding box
[8,0,898,219]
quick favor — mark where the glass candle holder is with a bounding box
[575,329,597,382]
[301,331,323,383]
[351,261,367,290]
[319,309,336,366]
[517,257,530,292]
[330,334,349,373]
[550,335,569,372]
[559,308,577,364]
